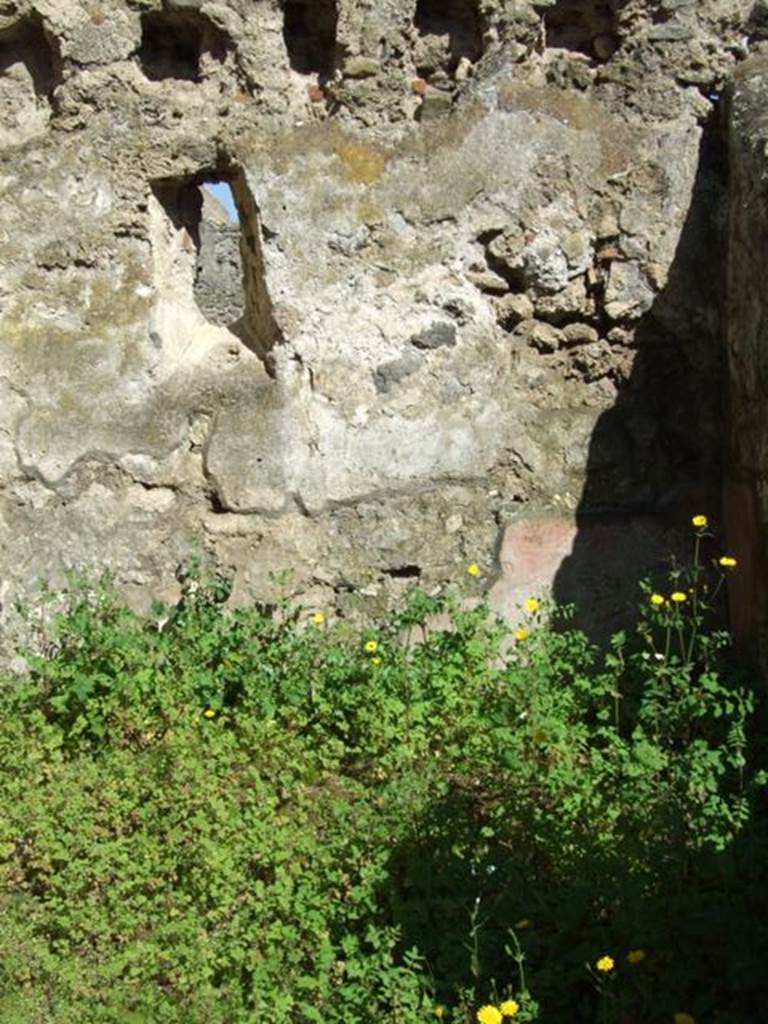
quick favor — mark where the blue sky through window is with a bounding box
[202,181,239,224]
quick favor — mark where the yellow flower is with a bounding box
[203,708,216,719]
[514,918,530,929]
[596,955,614,972]
[692,514,708,528]
[673,1014,695,1024]
[477,1007,502,1024]
[627,949,646,963]
[670,591,687,603]
[500,999,520,1017]
[434,1007,445,1020]
[719,556,737,568]
[311,611,325,625]
[650,593,665,606]
[364,639,378,654]
[523,597,540,614]
[514,627,529,642]
[467,562,481,577]
[371,656,382,666]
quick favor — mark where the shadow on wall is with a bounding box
[551,106,727,640]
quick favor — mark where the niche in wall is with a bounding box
[0,13,62,147]
[413,0,483,85]
[544,0,621,61]
[138,10,230,83]
[283,0,338,78]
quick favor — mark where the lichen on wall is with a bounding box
[0,0,751,632]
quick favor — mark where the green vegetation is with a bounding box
[0,521,765,1023]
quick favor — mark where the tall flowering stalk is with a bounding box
[642,514,737,675]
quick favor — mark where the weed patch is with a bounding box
[0,521,765,1022]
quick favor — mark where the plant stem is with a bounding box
[685,533,701,665]
[468,895,482,1001]
[508,928,527,995]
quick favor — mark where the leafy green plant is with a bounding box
[0,521,764,1023]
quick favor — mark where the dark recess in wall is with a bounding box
[544,0,621,61]
[0,13,62,98]
[413,0,483,78]
[138,11,230,82]
[745,2,768,44]
[283,0,338,78]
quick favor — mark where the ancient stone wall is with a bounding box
[0,0,756,630]
[725,49,768,668]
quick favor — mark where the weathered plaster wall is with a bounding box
[0,0,755,629]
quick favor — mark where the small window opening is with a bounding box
[283,0,338,79]
[196,182,245,330]
[138,11,230,82]
[149,170,281,365]
[544,0,620,62]
[413,0,483,85]
[0,13,61,98]
[203,181,239,225]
